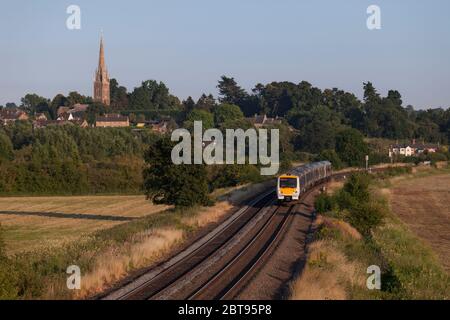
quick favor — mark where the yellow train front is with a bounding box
[277,175,300,202]
[277,161,332,203]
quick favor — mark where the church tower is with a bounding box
[93,34,110,106]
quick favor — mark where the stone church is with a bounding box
[93,35,110,106]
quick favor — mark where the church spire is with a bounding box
[98,32,106,72]
[93,32,110,106]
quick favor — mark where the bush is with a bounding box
[346,202,386,237]
[343,173,371,203]
[428,152,448,165]
[314,193,334,214]
[333,189,358,210]
[331,173,385,237]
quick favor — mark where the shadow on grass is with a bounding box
[0,211,136,222]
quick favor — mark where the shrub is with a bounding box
[314,193,334,214]
[346,202,386,237]
[333,189,358,211]
[343,173,371,203]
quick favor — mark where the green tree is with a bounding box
[196,94,216,111]
[129,80,178,110]
[87,102,108,125]
[289,106,343,153]
[5,102,18,109]
[217,76,248,106]
[0,132,14,162]
[184,109,214,130]
[20,94,49,115]
[335,128,368,167]
[182,96,196,113]
[213,104,244,126]
[143,137,211,207]
[110,78,129,109]
[50,94,68,119]
[315,149,343,169]
[67,91,91,106]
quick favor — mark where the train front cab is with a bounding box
[277,175,300,202]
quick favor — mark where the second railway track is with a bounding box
[100,185,322,300]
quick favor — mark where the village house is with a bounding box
[390,140,439,157]
[33,118,89,129]
[35,113,48,121]
[0,108,29,125]
[150,120,171,134]
[246,114,283,128]
[96,113,130,128]
[57,103,89,119]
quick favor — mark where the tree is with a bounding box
[20,94,50,115]
[363,82,380,104]
[5,103,18,109]
[0,132,14,162]
[67,91,91,106]
[110,78,129,109]
[184,109,214,131]
[213,104,244,126]
[315,149,343,169]
[196,94,216,111]
[217,76,248,106]
[86,102,108,125]
[386,90,403,107]
[50,94,68,120]
[143,136,211,207]
[129,80,177,110]
[289,105,343,153]
[335,128,368,167]
[182,96,196,113]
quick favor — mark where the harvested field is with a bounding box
[0,195,169,254]
[387,174,450,272]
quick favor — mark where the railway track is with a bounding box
[100,182,322,300]
[101,169,387,300]
[100,189,276,300]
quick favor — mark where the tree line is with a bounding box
[1,76,449,201]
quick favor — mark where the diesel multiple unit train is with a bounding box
[277,161,332,202]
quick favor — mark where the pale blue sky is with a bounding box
[1,0,449,109]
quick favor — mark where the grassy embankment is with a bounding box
[0,180,273,300]
[290,165,450,300]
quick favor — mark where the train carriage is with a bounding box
[277,161,332,202]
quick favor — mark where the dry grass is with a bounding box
[0,195,169,255]
[315,215,362,241]
[289,216,364,300]
[290,240,364,300]
[326,180,344,195]
[1,180,275,299]
[185,180,274,228]
[68,228,184,299]
[386,174,450,272]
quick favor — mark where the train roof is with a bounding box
[289,161,331,175]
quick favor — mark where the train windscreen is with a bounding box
[280,178,297,188]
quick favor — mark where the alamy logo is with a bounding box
[66,5,81,30]
[171,121,280,176]
[367,5,381,30]
[66,265,81,290]
[366,265,381,290]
